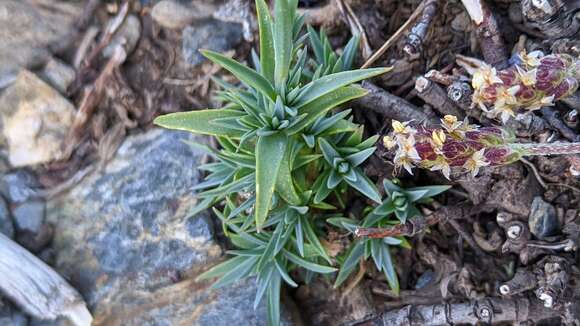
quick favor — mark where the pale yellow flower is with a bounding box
[471,89,490,112]
[516,66,537,87]
[472,65,503,90]
[382,135,396,149]
[391,120,415,136]
[463,149,490,177]
[519,50,542,68]
[394,152,416,175]
[525,95,555,112]
[394,135,420,175]
[430,159,451,180]
[490,102,516,124]
[495,85,520,106]
[396,135,420,159]
[441,115,463,133]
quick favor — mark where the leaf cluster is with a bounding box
[328,180,450,293]
[153,0,392,324]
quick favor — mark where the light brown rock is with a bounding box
[151,0,215,30]
[0,70,75,167]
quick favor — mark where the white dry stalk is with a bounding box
[0,233,92,326]
[461,0,484,25]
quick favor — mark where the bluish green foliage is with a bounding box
[154,0,391,324]
[328,180,450,293]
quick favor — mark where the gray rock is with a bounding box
[182,19,243,67]
[152,0,215,30]
[0,0,81,83]
[529,196,560,240]
[0,70,76,167]
[49,129,287,324]
[39,58,76,94]
[414,269,435,289]
[0,169,40,204]
[0,299,28,326]
[102,15,142,58]
[13,200,45,234]
[0,196,14,238]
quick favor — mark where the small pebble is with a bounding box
[103,15,142,58]
[415,269,435,289]
[0,170,40,204]
[13,200,45,234]
[529,196,560,240]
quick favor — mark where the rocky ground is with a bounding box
[0,0,579,325]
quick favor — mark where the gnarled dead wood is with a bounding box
[354,298,562,325]
[0,233,92,326]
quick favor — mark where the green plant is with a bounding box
[153,0,390,324]
[328,179,450,292]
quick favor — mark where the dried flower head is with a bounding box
[461,53,579,123]
[387,116,580,179]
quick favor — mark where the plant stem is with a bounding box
[512,142,580,156]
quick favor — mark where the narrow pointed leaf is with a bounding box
[293,68,391,108]
[154,109,245,137]
[345,147,376,167]
[273,0,294,85]
[256,0,275,83]
[345,169,381,203]
[255,133,288,229]
[283,250,337,273]
[286,86,368,134]
[201,50,276,100]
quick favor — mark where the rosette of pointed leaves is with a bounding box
[461,52,579,123]
[155,0,388,229]
[154,0,390,324]
[385,115,580,179]
[328,180,449,293]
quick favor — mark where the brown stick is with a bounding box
[361,0,437,68]
[415,76,465,119]
[403,0,440,58]
[353,81,437,124]
[461,0,509,68]
[355,205,468,239]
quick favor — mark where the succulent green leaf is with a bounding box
[256,0,275,83]
[283,250,337,273]
[407,185,451,199]
[286,86,368,135]
[196,255,248,281]
[267,271,282,326]
[211,255,258,288]
[201,50,276,100]
[255,133,288,229]
[275,147,302,205]
[345,147,376,167]
[345,169,381,203]
[273,0,294,86]
[154,109,246,137]
[293,68,391,108]
[301,216,331,263]
[275,258,298,287]
[334,240,364,287]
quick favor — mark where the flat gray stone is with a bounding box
[48,128,293,325]
[182,19,243,67]
[13,200,45,234]
[0,1,81,83]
